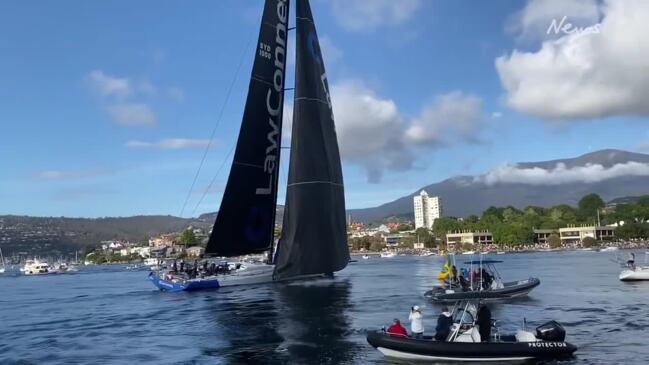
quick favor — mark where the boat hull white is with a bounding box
[619,267,649,281]
[377,347,532,362]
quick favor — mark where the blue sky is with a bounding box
[1,0,648,217]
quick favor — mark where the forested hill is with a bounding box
[0,215,211,257]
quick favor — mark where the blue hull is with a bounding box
[148,272,221,292]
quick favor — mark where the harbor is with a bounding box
[1,252,647,363]
[3,0,649,363]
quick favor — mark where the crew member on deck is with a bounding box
[409,305,424,339]
[477,303,492,342]
[627,252,636,269]
[386,319,408,337]
[434,306,453,341]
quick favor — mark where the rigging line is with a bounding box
[178,21,257,218]
[189,142,236,218]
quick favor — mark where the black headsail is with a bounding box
[205,0,289,256]
[274,0,349,279]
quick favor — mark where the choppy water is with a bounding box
[1,251,649,364]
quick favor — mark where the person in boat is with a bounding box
[386,318,408,337]
[209,262,216,275]
[434,306,453,341]
[171,260,178,273]
[408,306,424,339]
[192,260,199,278]
[451,265,458,282]
[476,303,492,342]
[458,274,470,291]
[179,260,185,273]
[627,252,635,269]
[481,268,492,290]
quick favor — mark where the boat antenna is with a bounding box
[178,18,259,218]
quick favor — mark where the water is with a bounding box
[1,251,648,364]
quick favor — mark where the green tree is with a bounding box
[581,236,597,248]
[415,227,436,248]
[397,223,412,232]
[432,217,461,243]
[548,234,561,249]
[577,193,604,221]
[637,195,649,207]
[179,229,198,246]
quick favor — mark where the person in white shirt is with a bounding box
[409,305,424,338]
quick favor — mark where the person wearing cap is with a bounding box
[386,318,408,337]
[435,306,453,341]
[409,305,424,339]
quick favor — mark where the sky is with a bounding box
[1,0,649,218]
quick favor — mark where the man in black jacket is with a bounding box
[434,306,454,341]
[476,303,492,342]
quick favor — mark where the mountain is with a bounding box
[348,149,649,222]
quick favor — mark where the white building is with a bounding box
[413,190,442,229]
[559,225,616,245]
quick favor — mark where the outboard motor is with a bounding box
[536,321,566,342]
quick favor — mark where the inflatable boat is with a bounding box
[425,277,540,301]
[367,299,577,362]
[427,260,540,302]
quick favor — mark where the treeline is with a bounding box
[432,194,649,245]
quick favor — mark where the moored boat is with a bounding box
[22,259,54,275]
[0,248,5,274]
[380,251,396,258]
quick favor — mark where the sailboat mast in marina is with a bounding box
[149,0,349,291]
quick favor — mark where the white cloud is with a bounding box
[86,70,179,126]
[507,0,601,42]
[491,112,503,119]
[87,70,132,98]
[333,81,412,182]
[35,169,108,180]
[330,0,422,32]
[331,81,485,183]
[319,36,343,64]
[107,103,156,125]
[405,92,483,146]
[496,0,649,120]
[126,138,210,149]
[477,161,649,185]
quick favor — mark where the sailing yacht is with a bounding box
[149,0,349,292]
[0,248,5,274]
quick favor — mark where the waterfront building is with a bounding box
[186,246,205,257]
[559,225,616,245]
[446,230,493,245]
[413,190,442,229]
[533,229,556,245]
[383,234,406,247]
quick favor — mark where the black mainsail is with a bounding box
[206,0,290,256]
[274,0,349,279]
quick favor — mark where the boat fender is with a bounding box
[445,289,455,294]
